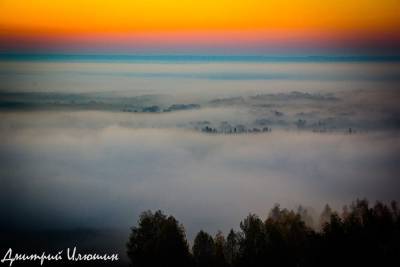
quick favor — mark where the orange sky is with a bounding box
[0,0,399,53]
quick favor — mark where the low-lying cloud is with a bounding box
[1,115,399,241]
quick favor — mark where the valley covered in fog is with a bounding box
[0,58,399,257]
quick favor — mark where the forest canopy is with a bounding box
[127,199,400,267]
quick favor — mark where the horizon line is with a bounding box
[1,53,400,63]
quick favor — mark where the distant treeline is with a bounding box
[127,199,400,267]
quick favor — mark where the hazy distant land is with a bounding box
[1,58,399,263]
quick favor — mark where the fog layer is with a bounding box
[0,60,399,242]
[1,115,399,239]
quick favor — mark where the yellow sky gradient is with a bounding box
[0,0,399,34]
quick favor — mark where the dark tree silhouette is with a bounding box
[127,200,400,267]
[265,204,315,266]
[126,210,192,267]
[237,214,267,267]
[297,205,314,229]
[214,231,228,267]
[320,199,400,266]
[192,230,215,267]
[224,229,240,267]
[319,203,332,230]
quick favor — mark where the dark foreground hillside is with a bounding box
[127,199,400,267]
[1,199,398,267]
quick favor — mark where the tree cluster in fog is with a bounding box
[2,87,400,133]
[127,199,400,267]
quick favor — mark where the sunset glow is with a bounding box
[0,0,399,53]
